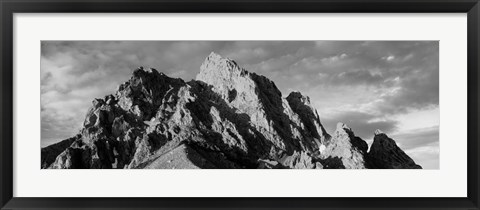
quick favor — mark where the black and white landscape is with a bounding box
[41,41,439,169]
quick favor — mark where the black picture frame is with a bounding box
[1,0,479,209]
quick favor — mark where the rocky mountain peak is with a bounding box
[336,122,352,133]
[41,52,422,170]
[198,52,247,82]
[196,52,256,105]
[374,129,384,135]
[367,132,422,169]
[196,52,329,155]
[133,66,158,74]
[205,51,223,62]
[321,122,368,169]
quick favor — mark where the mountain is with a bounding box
[41,52,422,169]
[367,130,422,169]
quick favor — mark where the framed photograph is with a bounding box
[1,0,479,209]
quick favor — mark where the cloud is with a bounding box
[321,53,348,63]
[382,55,395,61]
[391,126,439,150]
[331,69,385,86]
[391,126,439,169]
[404,142,439,169]
[321,111,399,140]
[243,41,439,117]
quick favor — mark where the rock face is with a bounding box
[367,130,422,169]
[321,123,368,169]
[41,134,79,168]
[41,52,421,169]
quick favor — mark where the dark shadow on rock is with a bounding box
[317,156,346,169]
[250,73,302,154]
[286,92,330,152]
[41,134,80,169]
[185,141,241,169]
[366,133,422,169]
[185,80,274,168]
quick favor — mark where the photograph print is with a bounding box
[40,41,439,169]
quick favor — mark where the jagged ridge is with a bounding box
[41,52,421,169]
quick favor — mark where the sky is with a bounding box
[41,41,439,169]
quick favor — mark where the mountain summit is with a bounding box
[41,52,421,169]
